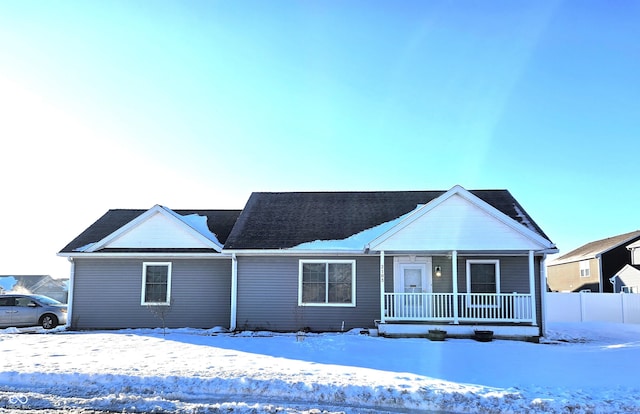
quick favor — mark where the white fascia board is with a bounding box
[368,185,555,251]
[85,205,222,253]
[222,249,367,256]
[58,252,231,259]
[84,205,165,252]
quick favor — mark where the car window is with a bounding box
[15,297,36,307]
[33,295,61,305]
[0,297,15,306]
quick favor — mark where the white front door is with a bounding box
[394,257,432,318]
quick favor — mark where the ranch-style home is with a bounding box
[58,185,557,339]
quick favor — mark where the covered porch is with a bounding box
[363,186,557,339]
[374,250,544,339]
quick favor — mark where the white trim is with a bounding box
[223,249,366,256]
[66,258,75,329]
[58,253,230,259]
[529,250,538,326]
[230,254,238,331]
[298,259,356,307]
[85,205,222,253]
[221,249,555,257]
[380,250,385,323]
[141,262,172,306]
[369,185,556,252]
[540,254,548,336]
[393,256,432,294]
[452,250,459,324]
[465,259,501,307]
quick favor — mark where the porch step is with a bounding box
[377,323,540,341]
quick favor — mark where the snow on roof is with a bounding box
[176,212,222,247]
[289,206,418,251]
[513,203,536,232]
[73,243,95,253]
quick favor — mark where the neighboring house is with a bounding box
[57,206,242,330]
[547,230,640,293]
[610,239,640,293]
[0,275,69,303]
[223,185,557,339]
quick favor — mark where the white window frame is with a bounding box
[298,259,356,307]
[465,259,501,307]
[141,262,172,306]
[579,260,590,278]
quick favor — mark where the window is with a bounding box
[466,260,500,306]
[579,261,590,277]
[299,260,356,306]
[141,262,172,305]
[15,297,36,307]
[622,286,639,293]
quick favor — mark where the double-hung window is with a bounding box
[141,262,172,305]
[579,260,590,278]
[466,260,500,306]
[299,260,356,306]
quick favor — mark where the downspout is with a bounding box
[380,250,385,324]
[540,253,548,337]
[230,253,238,331]
[596,253,604,293]
[66,257,75,329]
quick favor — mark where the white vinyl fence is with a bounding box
[547,292,640,324]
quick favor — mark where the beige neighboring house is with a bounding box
[547,230,640,293]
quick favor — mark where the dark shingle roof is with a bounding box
[59,209,242,253]
[224,190,551,250]
[552,230,640,264]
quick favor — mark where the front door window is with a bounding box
[403,268,423,293]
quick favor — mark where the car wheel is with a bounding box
[40,314,58,329]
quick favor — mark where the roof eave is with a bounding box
[57,252,230,259]
[222,248,366,256]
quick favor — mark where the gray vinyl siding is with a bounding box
[71,258,231,330]
[236,256,381,332]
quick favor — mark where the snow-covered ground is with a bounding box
[1,322,639,413]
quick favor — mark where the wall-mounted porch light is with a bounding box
[434,265,442,277]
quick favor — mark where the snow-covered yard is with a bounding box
[1,322,639,413]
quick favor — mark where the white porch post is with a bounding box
[380,250,386,323]
[452,250,459,324]
[529,250,538,326]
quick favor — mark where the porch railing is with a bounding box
[383,292,534,323]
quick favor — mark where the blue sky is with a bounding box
[0,1,638,278]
